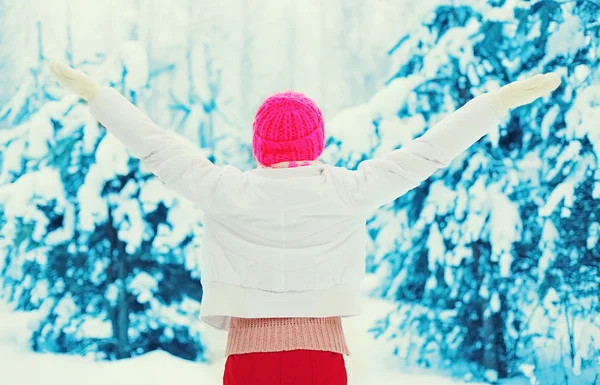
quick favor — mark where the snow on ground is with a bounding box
[0,279,501,385]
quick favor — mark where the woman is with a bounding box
[49,60,560,384]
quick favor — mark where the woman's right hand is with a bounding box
[49,60,102,103]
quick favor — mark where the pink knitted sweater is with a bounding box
[226,317,350,356]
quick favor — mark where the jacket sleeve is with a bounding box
[344,95,502,213]
[89,87,222,208]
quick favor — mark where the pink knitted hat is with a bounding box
[252,91,325,166]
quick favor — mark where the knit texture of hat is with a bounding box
[252,91,325,166]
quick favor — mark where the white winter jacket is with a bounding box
[89,88,501,330]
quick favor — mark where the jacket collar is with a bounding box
[258,160,322,169]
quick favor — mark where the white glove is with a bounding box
[484,73,561,117]
[49,60,102,102]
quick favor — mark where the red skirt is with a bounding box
[223,350,348,385]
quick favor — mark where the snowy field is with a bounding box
[0,304,506,385]
[0,285,520,385]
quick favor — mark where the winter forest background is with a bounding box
[0,0,599,384]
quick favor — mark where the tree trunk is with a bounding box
[240,0,253,121]
[107,206,130,359]
[288,0,296,89]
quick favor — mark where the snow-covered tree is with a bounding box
[0,40,250,360]
[324,0,599,381]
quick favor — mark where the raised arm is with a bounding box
[49,60,222,209]
[345,73,562,213]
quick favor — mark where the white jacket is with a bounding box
[89,88,501,330]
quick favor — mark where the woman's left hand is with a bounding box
[485,73,561,117]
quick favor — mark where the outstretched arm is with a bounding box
[345,73,562,213]
[49,60,222,209]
